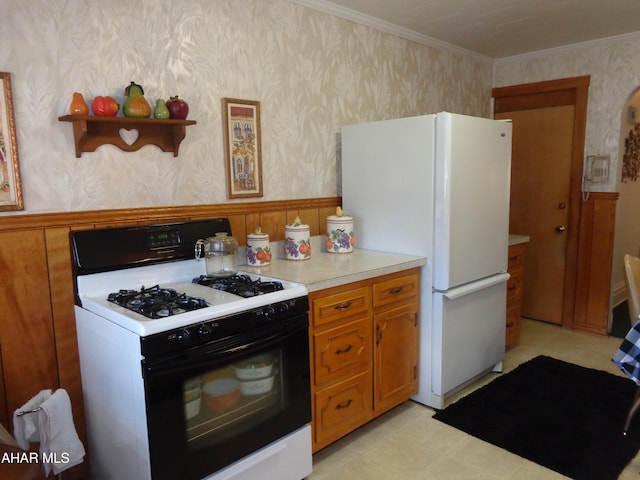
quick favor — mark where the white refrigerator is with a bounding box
[342,112,512,409]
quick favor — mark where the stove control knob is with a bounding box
[278,302,289,313]
[197,324,212,337]
[264,306,276,318]
[176,329,191,344]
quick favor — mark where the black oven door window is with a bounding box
[142,314,311,480]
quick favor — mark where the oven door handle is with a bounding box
[142,317,308,378]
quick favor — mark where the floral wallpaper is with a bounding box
[0,0,492,214]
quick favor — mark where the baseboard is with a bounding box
[612,280,627,307]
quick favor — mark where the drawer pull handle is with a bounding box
[334,301,353,311]
[335,344,353,355]
[509,255,519,261]
[506,322,514,328]
[508,285,517,291]
[389,286,404,295]
[336,399,353,410]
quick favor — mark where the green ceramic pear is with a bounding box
[153,99,170,119]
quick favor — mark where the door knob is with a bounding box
[555,225,566,233]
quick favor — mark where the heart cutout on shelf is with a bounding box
[119,128,139,146]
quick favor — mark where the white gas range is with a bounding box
[71,218,312,480]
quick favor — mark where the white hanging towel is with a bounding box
[13,389,52,450]
[13,388,85,475]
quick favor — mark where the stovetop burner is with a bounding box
[193,274,284,298]
[108,285,208,319]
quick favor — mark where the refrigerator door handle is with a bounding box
[440,273,510,300]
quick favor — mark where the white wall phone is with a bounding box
[582,154,610,201]
[586,155,610,181]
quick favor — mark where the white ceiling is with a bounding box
[291,0,640,59]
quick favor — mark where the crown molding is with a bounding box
[289,1,640,66]
[287,0,494,64]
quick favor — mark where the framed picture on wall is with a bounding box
[0,72,23,211]
[222,98,263,199]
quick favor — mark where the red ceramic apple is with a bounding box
[91,96,120,116]
[166,96,189,120]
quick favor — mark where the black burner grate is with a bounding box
[107,285,208,319]
[193,274,284,298]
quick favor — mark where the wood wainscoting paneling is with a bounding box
[0,196,341,480]
[0,230,59,428]
[572,192,619,336]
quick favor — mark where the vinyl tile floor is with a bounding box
[307,318,639,480]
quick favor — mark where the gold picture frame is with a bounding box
[0,72,23,211]
[222,98,263,199]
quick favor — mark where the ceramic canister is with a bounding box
[285,217,311,260]
[246,228,271,266]
[326,210,355,253]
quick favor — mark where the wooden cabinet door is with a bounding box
[373,303,418,414]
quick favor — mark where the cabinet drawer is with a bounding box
[506,304,521,347]
[313,318,371,386]
[508,244,526,270]
[506,269,523,302]
[373,273,419,308]
[313,371,372,449]
[312,287,371,328]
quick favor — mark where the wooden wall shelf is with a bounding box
[58,115,196,157]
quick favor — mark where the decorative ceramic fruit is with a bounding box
[153,99,170,119]
[166,96,189,120]
[91,96,119,116]
[70,92,89,116]
[123,81,151,118]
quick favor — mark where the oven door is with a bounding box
[142,313,311,480]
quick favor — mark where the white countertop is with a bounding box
[241,238,426,292]
[241,235,524,291]
[509,234,530,246]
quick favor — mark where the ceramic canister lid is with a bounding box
[285,216,310,231]
[247,226,269,241]
[326,210,353,223]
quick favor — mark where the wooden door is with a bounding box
[493,76,590,328]
[496,106,574,324]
